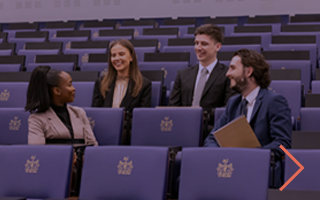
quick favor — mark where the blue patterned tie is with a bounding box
[241,98,248,118]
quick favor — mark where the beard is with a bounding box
[231,75,248,94]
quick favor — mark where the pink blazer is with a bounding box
[28,105,98,146]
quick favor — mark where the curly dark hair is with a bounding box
[194,24,224,43]
[233,49,271,88]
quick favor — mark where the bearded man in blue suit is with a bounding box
[204,49,291,188]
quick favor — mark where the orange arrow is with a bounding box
[279,145,304,191]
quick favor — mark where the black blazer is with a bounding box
[169,62,236,113]
[92,76,152,111]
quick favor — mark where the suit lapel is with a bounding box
[45,107,71,139]
[188,65,199,105]
[201,62,223,98]
[67,105,83,139]
[120,79,134,108]
[104,80,115,107]
[250,88,266,124]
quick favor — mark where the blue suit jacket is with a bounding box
[204,88,291,158]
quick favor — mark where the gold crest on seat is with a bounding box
[9,116,21,131]
[88,117,95,129]
[117,156,133,175]
[92,31,99,38]
[82,53,89,63]
[65,41,71,49]
[217,158,234,178]
[160,117,173,132]
[161,67,168,78]
[0,89,10,101]
[25,155,40,173]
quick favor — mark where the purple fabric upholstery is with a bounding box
[284,149,320,190]
[0,108,29,144]
[27,63,74,72]
[0,64,21,72]
[268,60,311,90]
[312,81,320,93]
[0,49,12,56]
[82,107,124,145]
[300,108,320,131]
[79,146,169,200]
[50,37,89,53]
[18,49,60,65]
[64,48,107,67]
[0,145,73,198]
[131,107,202,147]
[135,47,157,62]
[151,81,161,107]
[70,82,95,107]
[163,46,197,66]
[269,80,301,126]
[179,148,270,200]
[135,35,177,51]
[80,62,108,74]
[0,82,28,107]
[8,38,46,54]
[138,61,189,91]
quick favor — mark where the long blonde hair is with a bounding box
[100,39,143,98]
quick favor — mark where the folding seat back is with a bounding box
[79,146,169,200]
[18,42,62,65]
[0,108,29,144]
[304,93,320,107]
[0,55,25,71]
[70,82,95,107]
[0,72,31,82]
[131,107,202,147]
[269,69,301,81]
[311,80,320,93]
[204,18,239,36]
[79,21,115,38]
[179,148,270,200]
[130,39,158,62]
[31,54,78,71]
[268,80,301,127]
[214,107,226,124]
[300,108,320,131]
[268,60,311,90]
[291,131,320,149]
[160,19,196,36]
[4,22,38,39]
[151,81,162,107]
[92,29,133,41]
[0,145,73,199]
[0,32,7,43]
[290,14,320,24]
[119,20,155,37]
[284,149,320,190]
[136,28,179,50]
[83,108,124,145]
[0,82,28,107]
[41,22,76,38]
[8,31,48,53]
[221,36,262,52]
[217,51,234,67]
[80,53,108,72]
[65,41,108,66]
[67,71,99,82]
[163,38,197,66]
[139,61,189,91]
[246,15,289,25]
[50,30,90,52]
[0,43,15,56]
[281,24,320,33]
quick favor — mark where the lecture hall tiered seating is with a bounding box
[2,14,320,200]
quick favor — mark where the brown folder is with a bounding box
[214,115,261,148]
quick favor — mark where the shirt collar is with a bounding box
[243,86,261,105]
[199,59,218,74]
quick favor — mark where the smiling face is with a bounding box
[194,34,221,67]
[56,71,75,103]
[226,55,248,94]
[110,44,133,76]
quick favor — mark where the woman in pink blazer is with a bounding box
[25,66,98,146]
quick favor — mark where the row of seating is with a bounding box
[1,145,319,200]
[2,106,320,146]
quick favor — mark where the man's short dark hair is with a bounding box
[194,24,224,43]
[233,49,271,89]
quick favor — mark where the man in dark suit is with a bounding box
[169,24,236,132]
[204,49,291,188]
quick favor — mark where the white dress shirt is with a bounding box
[243,86,261,122]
